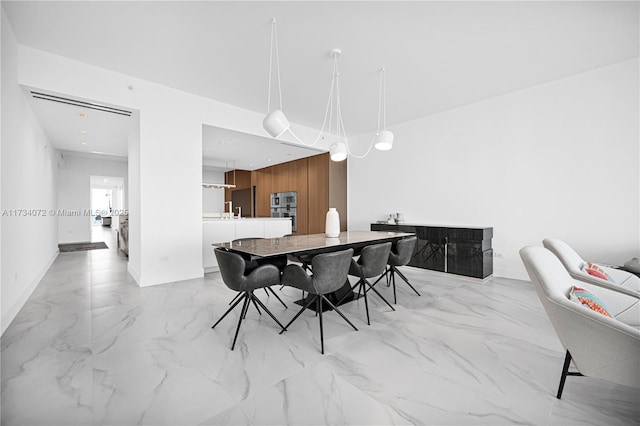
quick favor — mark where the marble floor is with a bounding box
[2,227,638,425]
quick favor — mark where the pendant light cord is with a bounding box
[382,68,387,130]
[345,67,387,159]
[267,19,283,113]
[266,20,388,158]
[287,54,337,147]
[376,68,383,134]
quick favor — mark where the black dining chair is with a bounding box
[212,248,286,350]
[280,248,357,354]
[339,242,395,325]
[372,236,420,304]
[228,238,288,309]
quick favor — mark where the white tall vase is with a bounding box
[325,208,340,238]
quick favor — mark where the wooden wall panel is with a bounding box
[253,168,273,217]
[293,158,308,234]
[235,152,345,234]
[329,158,348,231]
[307,153,330,234]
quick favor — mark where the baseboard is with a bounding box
[137,268,204,287]
[404,265,493,283]
[1,248,59,336]
[127,262,141,285]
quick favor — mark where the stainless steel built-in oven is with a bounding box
[270,193,280,207]
[271,191,297,231]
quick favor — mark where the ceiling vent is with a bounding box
[30,91,132,117]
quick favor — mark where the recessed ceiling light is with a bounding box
[79,112,88,118]
[267,158,272,162]
[286,153,293,156]
[81,141,88,146]
[79,130,88,134]
[219,140,227,145]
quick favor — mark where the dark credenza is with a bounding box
[370,223,493,279]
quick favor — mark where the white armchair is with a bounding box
[519,246,640,398]
[543,238,639,326]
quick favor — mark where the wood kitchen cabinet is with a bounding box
[307,153,346,234]
[226,152,345,235]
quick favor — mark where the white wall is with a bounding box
[202,167,225,214]
[17,45,327,287]
[1,12,59,333]
[348,59,640,280]
[58,153,128,243]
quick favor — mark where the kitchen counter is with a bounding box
[203,217,292,272]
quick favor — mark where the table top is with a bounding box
[212,230,414,257]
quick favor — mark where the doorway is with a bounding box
[90,176,125,244]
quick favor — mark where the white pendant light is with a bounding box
[374,129,394,151]
[263,109,290,138]
[374,68,394,151]
[263,19,291,139]
[262,19,395,162]
[330,142,347,162]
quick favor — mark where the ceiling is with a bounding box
[4,1,639,167]
[23,87,132,158]
[202,126,325,170]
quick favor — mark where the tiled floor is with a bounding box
[2,227,638,425]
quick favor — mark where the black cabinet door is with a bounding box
[371,223,493,279]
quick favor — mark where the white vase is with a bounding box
[325,208,340,238]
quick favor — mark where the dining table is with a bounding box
[212,230,415,311]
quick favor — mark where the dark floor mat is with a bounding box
[58,242,108,252]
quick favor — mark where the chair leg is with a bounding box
[321,295,358,331]
[365,279,396,312]
[267,286,288,308]
[335,277,371,325]
[251,293,286,331]
[231,295,251,350]
[361,281,371,325]
[280,294,317,333]
[391,268,397,304]
[213,292,246,329]
[556,350,584,399]
[228,291,242,306]
[370,270,387,289]
[386,266,391,287]
[318,297,324,354]
[248,297,261,318]
[394,267,421,296]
